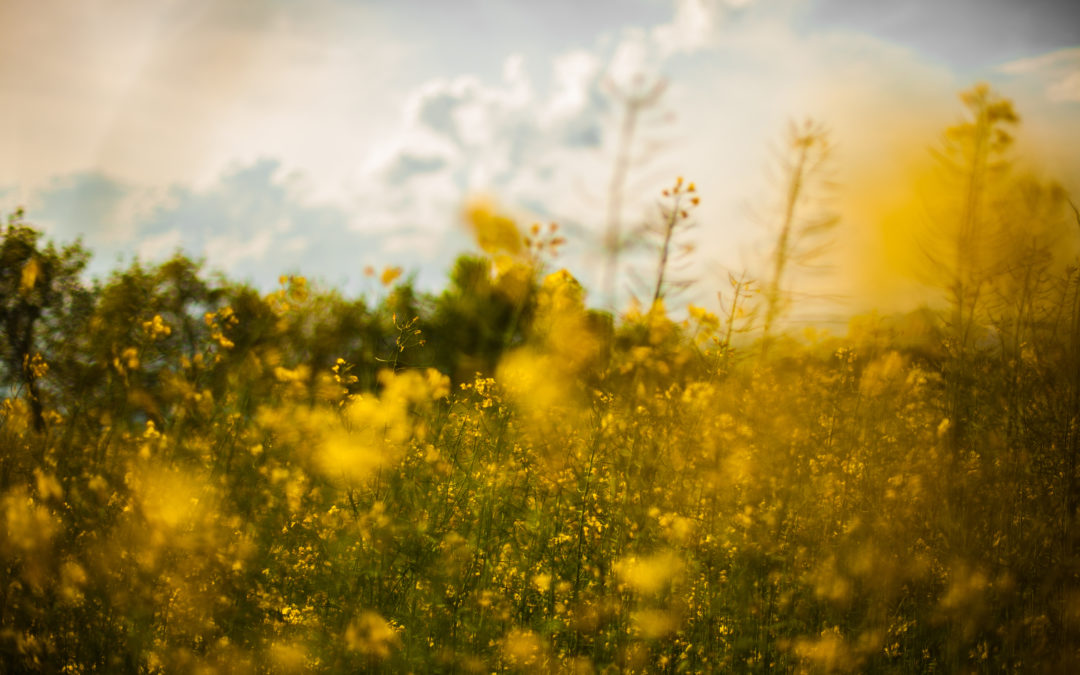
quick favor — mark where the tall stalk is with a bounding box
[760,119,837,355]
[602,77,667,309]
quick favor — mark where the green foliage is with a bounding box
[426,254,537,382]
[0,208,90,433]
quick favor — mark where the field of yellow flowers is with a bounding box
[2,86,1079,673]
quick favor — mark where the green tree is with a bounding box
[427,254,536,382]
[0,209,90,433]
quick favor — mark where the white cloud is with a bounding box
[608,29,658,87]
[1048,71,1080,103]
[652,0,716,56]
[651,0,762,57]
[352,49,614,248]
[545,50,604,122]
[998,47,1080,102]
[997,47,1080,74]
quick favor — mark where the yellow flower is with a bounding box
[465,199,524,256]
[380,266,403,286]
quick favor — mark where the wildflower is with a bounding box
[141,314,172,340]
[380,266,403,286]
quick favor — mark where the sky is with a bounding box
[3,0,1079,317]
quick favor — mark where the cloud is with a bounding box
[356,47,616,244]
[652,0,716,56]
[651,0,761,57]
[544,50,606,126]
[1048,72,1080,104]
[13,159,468,294]
[998,48,1080,103]
[998,48,1079,74]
